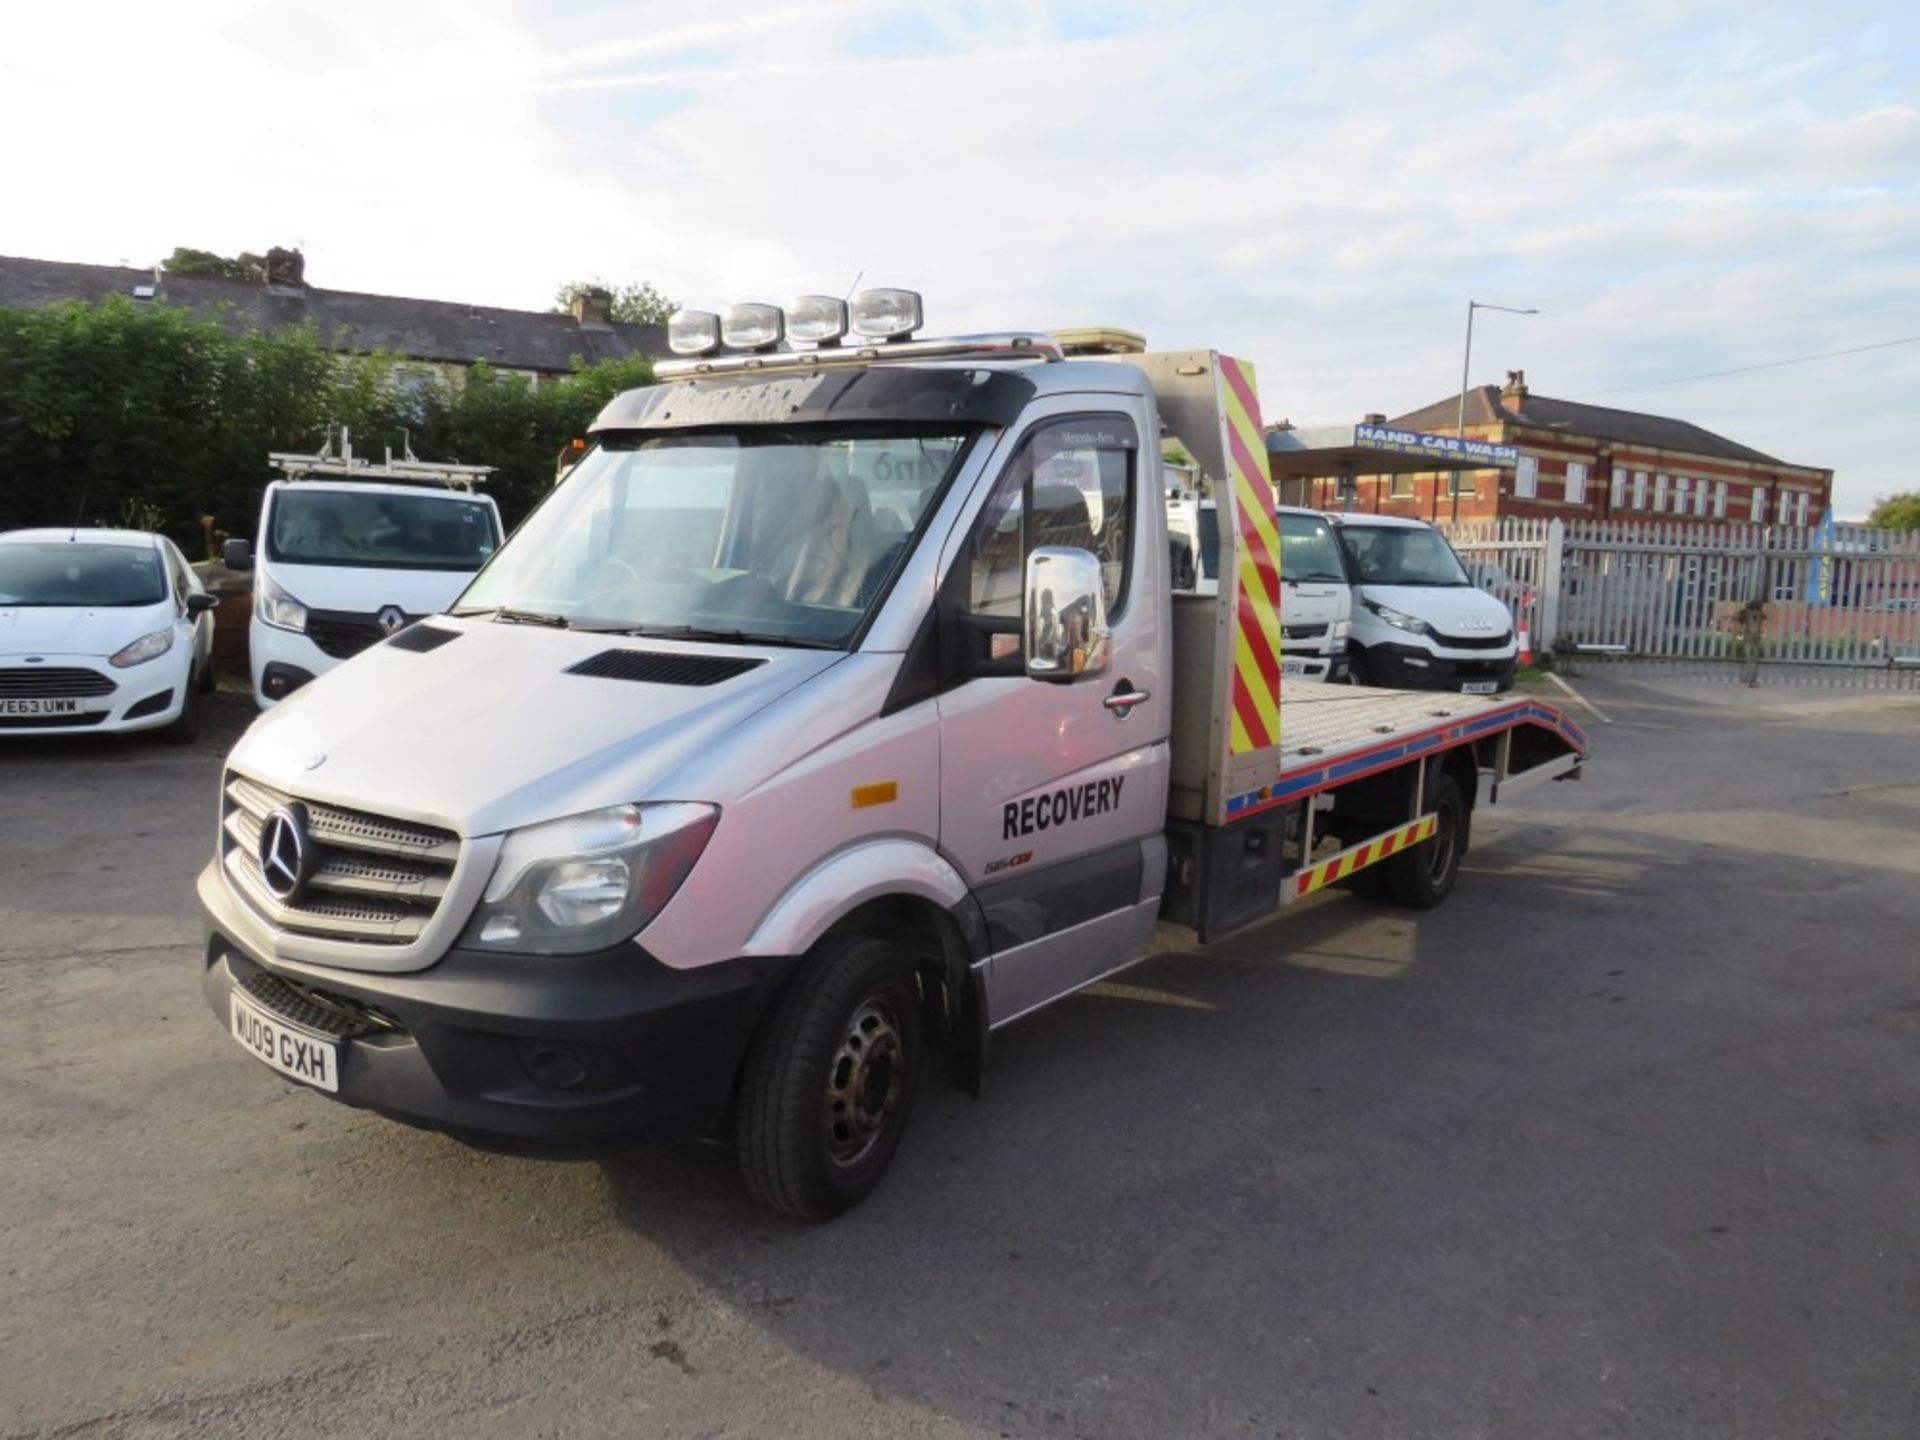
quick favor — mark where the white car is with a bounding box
[0,528,218,741]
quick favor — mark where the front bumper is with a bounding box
[0,652,189,736]
[1356,641,1516,692]
[197,862,785,1152]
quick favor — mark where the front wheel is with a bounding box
[1384,773,1469,909]
[157,684,201,746]
[735,935,924,1221]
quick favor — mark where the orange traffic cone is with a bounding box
[1517,625,1533,667]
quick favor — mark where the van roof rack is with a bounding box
[270,429,493,491]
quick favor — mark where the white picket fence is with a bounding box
[1440,517,1920,688]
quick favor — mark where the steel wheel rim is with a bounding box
[823,995,905,1168]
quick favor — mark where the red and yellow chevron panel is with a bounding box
[1218,355,1281,754]
[1294,814,1438,899]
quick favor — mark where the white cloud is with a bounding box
[1,0,1915,512]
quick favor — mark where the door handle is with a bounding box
[1103,681,1151,716]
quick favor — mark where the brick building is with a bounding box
[1287,372,1833,526]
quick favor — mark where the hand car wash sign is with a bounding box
[1355,424,1519,467]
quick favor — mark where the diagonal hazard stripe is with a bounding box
[1234,640,1278,744]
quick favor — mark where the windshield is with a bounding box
[456,426,972,647]
[267,489,499,571]
[1334,525,1470,586]
[0,542,167,607]
[1279,512,1346,582]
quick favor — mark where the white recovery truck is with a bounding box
[196,291,1587,1219]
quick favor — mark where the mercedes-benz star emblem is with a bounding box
[376,605,408,636]
[257,805,315,903]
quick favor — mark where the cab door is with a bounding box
[935,397,1171,1026]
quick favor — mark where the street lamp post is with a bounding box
[1453,300,1538,523]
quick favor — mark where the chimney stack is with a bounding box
[1363,412,1386,425]
[1501,368,1528,412]
[265,246,305,288]
[570,285,614,326]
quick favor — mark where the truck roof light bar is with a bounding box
[654,332,1065,381]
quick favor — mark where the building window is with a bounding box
[1611,467,1627,508]
[1673,476,1690,515]
[1632,471,1648,509]
[1796,491,1810,526]
[1714,480,1728,518]
[1514,455,1538,499]
[1653,473,1669,511]
[1752,486,1769,522]
[1566,462,1588,505]
[1390,471,1415,498]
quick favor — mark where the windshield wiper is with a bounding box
[488,607,571,628]
[610,624,840,651]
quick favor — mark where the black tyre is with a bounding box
[1345,649,1371,687]
[197,656,217,695]
[736,935,924,1221]
[1384,773,1469,909]
[157,685,201,746]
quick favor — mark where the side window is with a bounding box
[966,414,1137,624]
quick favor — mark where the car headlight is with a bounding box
[1363,600,1432,636]
[109,628,175,668]
[255,571,308,633]
[1331,618,1352,643]
[461,802,720,955]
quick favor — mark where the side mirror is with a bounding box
[1024,547,1109,681]
[186,592,220,615]
[222,537,254,570]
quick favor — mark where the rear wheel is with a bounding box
[736,935,924,1221]
[1384,773,1468,909]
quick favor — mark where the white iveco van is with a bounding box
[1166,492,1351,681]
[224,462,503,707]
[1326,513,1518,693]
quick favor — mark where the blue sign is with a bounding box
[1804,508,1836,607]
[1355,424,1520,468]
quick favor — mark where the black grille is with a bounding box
[1433,630,1513,651]
[123,689,175,720]
[305,612,386,660]
[1283,623,1329,640]
[0,710,109,729]
[387,623,460,654]
[234,966,397,1041]
[0,666,117,698]
[1450,658,1514,679]
[567,649,767,686]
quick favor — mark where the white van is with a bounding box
[1325,513,1518,693]
[224,467,502,707]
[1166,493,1351,681]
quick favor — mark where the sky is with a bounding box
[2,0,1915,515]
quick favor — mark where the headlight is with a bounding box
[254,571,308,633]
[109,628,175,668]
[460,802,719,955]
[1364,600,1431,636]
[1331,618,1352,643]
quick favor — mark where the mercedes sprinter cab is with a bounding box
[196,294,1585,1220]
[221,435,503,707]
[1326,512,1518,693]
[1166,486,1351,681]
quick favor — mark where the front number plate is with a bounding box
[230,988,339,1093]
[1461,680,1499,695]
[0,697,82,716]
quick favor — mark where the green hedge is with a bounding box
[0,296,653,554]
